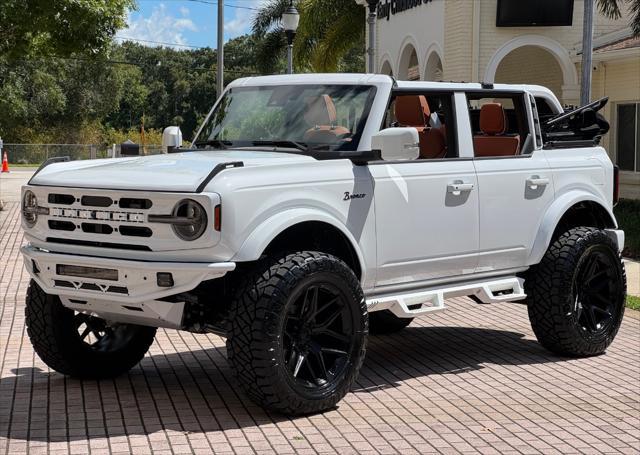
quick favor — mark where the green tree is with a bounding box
[252,0,365,73]
[0,52,128,143]
[598,0,640,36]
[0,38,263,145]
[0,0,135,59]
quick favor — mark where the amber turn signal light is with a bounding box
[214,204,221,231]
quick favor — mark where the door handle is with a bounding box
[526,176,549,189]
[447,182,475,195]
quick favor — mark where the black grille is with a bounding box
[119,226,152,237]
[81,195,113,207]
[46,237,152,251]
[119,198,152,209]
[48,194,76,205]
[108,286,129,295]
[81,223,114,235]
[49,220,76,231]
[53,280,74,288]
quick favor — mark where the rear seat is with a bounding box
[473,103,520,157]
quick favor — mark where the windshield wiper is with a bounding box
[194,139,232,149]
[251,140,308,152]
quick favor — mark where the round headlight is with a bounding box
[22,190,38,227]
[172,199,207,241]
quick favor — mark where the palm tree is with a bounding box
[251,0,639,75]
[251,0,290,73]
[597,0,640,36]
[252,0,364,73]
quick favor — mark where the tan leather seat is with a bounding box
[303,95,350,144]
[394,95,446,159]
[473,103,520,157]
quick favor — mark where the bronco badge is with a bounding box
[343,192,366,201]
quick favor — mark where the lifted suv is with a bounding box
[21,74,626,415]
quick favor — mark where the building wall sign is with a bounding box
[377,0,433,21]
[496,0,574,27]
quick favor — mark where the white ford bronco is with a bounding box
[20,74,626,415]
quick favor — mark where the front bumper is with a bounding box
[21,245,235,328]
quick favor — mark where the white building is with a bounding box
[371,0,640,198]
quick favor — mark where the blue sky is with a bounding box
[115,1,266,49]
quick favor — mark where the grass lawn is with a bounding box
[9,163,40,167]
[614,199,640,260]
[627,295,640,311]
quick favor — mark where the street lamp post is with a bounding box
[580,0,595,105]
[282,2,300,74]
[366,1,379,73]
[356,0,379,73]
[217,0,224,98]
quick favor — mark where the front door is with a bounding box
[370,160,480,287]
[370,90,479,288]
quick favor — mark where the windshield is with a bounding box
[194,84,377,152]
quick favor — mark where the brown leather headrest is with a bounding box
[395,95,430,126]
[304,95,337,126]
[479,103,506,135]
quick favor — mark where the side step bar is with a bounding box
[366,277,526,318]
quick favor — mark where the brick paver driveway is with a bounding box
[1,202,639,454]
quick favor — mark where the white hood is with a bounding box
[29,150,314,192]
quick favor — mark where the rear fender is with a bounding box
[528,190,616,265]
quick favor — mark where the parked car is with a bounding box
[20,74,626,415]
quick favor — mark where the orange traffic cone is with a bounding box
[1,152,9,173]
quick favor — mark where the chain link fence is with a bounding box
[3,143,164,165]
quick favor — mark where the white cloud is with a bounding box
[119,4,198,48]
[224,0,266,39]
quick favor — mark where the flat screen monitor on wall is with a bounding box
[496,0,574,27]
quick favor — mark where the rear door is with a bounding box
[469,91,555,272]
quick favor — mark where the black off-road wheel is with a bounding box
[25,280,157,378]
[227,251,367,415]
[368,310,414,335]
[526,227,626,357]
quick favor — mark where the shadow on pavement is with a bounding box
[1,325,561,443]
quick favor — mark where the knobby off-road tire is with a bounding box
[25,280,157,378]
[227,251,368,415]
[526,227,626,357]
[368,310,414,335]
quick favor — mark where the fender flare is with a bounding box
[528,190,616,265]
[231,208,367,280]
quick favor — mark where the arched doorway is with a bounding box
[424,51,443,81]
[495,46,563,99]
[398,43,420,81]
[485,35,579,105]
[380,59,393,77]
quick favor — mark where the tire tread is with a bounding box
[226,251,367,415]
[526,227,626,356]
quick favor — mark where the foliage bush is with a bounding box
[614,199,640,259]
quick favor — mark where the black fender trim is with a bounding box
[28,156,71,184]
[196,161,244,193]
